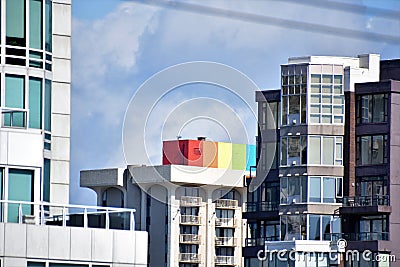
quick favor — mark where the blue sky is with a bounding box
[70,0,400,205]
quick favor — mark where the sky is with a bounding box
[70,0,400,205]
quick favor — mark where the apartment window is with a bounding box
[308,215,333,241]
[260,181,279,204]
[43,159,50,202]
[49,264,89,267]
[216,209,234,219]
[358,215,388,240]
[181,207,199,216]
[281,65,307,125]
[260,101,280,130]
[29,77,43,129]
[4,75,26,127]
[308,136,343,166]
[356,176,387,197]
[357,94,388,124]
[310,73,344,124]
[45,0,52,51]
[6,0,26,46]
[30,0,43,49]
[280,176,307,204]
[180,226,198,235]
[280,136,307,166]
[308,177,342,203]
[280,214,306,241]
[44,79,52,131]
[7,169,34,223]
[357,135,388,165]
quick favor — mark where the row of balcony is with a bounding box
[179,234,237,246]
[179,196,238,209]
[178,253,236,265]
[179,215,237,227]
[326,232,389,241]
[341,195,390,207]
[245,202,279,212]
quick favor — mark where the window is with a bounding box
[308,215,335,241]
[280,136,307,166]
[260,101,280,130]
[44,79,51,131]
[29,77,42,129]
[357,135,388,165]
[30,0,43,49]
[308,176,342,203]
[28,262,45,267]
[45,0,52,52]
[43,159,50,202]
[356,176,387,197]
[280,176,307,204]
[357,94,388,124]
[7,169,34,223]
[281,64,307,125]
[4,75,26,127]
[280,214,306,241]
[49,264,89,267]
[260,142,277,171]
[310,71,344,124]
[6,0,26,46]
[358,215,388,240]
[308,136,343,166]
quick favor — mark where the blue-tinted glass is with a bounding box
[7,169,33,223]
[43,159,50,202]
[323,178,335,203]
[30,0,43,49]
[309,177,321,202]
[28,262,45,267]
[29,78,42,128]
[6,0,26,46]
[5,75,25,108]
[44,79,51,131]
[49,264,88,267]
[45,0,52,51]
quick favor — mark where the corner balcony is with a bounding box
[179,253,201,263]
[180,215,202,225]
[215,218,236,228]
[215,199,238,209]
[215,255,236,266]
[215,236,237,247]
[340,195,391,215]
[180,196,202,207]
[180,234,201,244]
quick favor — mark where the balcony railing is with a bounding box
[215,255,236,265]
[180,234,201,244]
[0,200,136,230]
[215,199,238,209]
[215,218,236,228]
[179,253,201,263]
[180,215,202,225]
[245,202,279,212]
[325,232,389,241]
[342,195,390,207]
[245,236,280,246]
[180,196,202,207]
[1,108,28,128]
[215,236,237,246]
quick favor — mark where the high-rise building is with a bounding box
[0,1,147,266]
[81,139,255,267]
[242,54,400,266]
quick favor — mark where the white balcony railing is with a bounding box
[1,108,28,128]
[215,217,236,228]
[179,253,201,263]
[180,196,202,207]
[180,234,201,244]
[215,236,237,246]
[0,200,136,231]
[215,255,236,265]
[215,199,238,209]
[180,215,202,225]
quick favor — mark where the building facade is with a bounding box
[0,1,148,266]
[81,139,254,267]
[243,54,399,266]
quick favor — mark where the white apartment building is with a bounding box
[81,164,247,267]
[0,1,148,266]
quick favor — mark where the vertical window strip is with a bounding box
[29,77,42,129]
[30,0,43,49]
[44,79,51,131]
[45,0,52,52]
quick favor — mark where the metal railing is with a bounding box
[180,196,202,207]
[215,255,236,265]
[0,200,136,231]
[245,201,279,212]
[179,253,201,263]
[342,195,390,207]
[1,108,28,128]
[325,232,389,241]
[245,236,280,246]
[215,199,238,209]
[215,217,236,228]
[179,234,201,244]
[215,236,237,246]
[180,215,201,225]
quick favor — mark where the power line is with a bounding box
[126,0,400,45]
[276,0,400,20]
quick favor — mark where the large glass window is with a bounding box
[45,0,52,52]
[4,75,26,127]
[308,136,343,166]
[358,215,388,240]
[356,176,387,197]
[281,64,307,125]
[7,169,34,223]
[357,135,388,165]
[308,176,342,203]
[280,177,307,204]
[357,94,388,124]
[29,78,42,129]
[309,177,321,202]
[30,0,43,49]
[280,136,307,166]
[6,0,26,46]
[260,101,280,130]
[280,214,306,241]
[308,215,335,241]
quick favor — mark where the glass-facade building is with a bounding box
[243,54,399,266]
